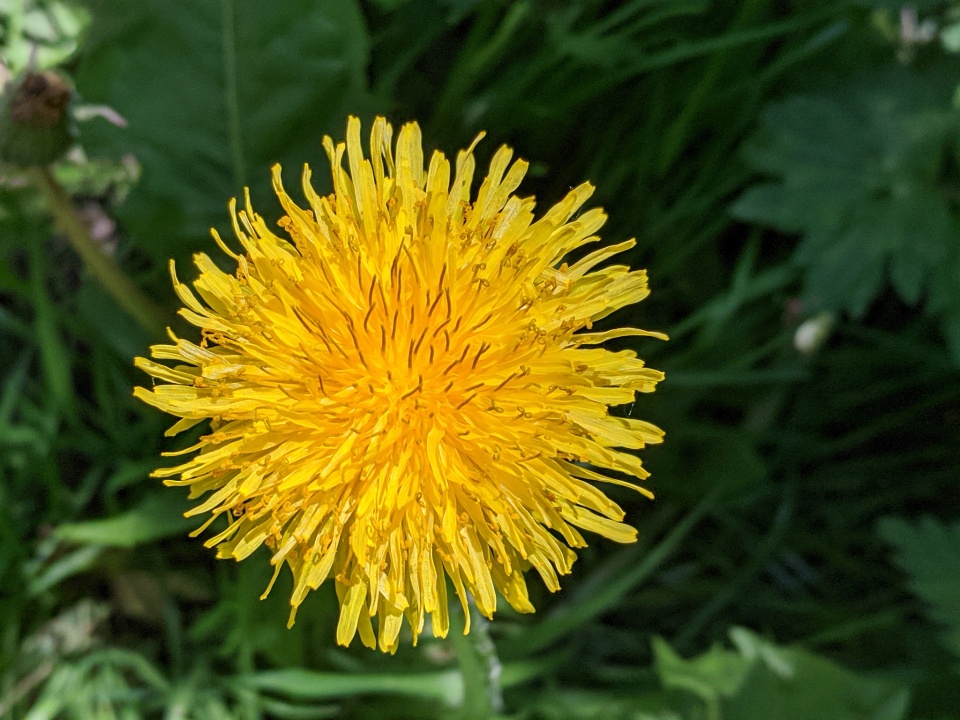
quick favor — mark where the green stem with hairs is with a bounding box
[28,166,165,337]
[450,601,504,719]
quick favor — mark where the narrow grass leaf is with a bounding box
[54,491,197,548]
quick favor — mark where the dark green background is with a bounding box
[2,1,959,718]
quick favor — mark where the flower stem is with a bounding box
[450,600,504,719]
[28,165,165,337]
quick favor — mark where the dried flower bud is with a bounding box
[0,70,75,165]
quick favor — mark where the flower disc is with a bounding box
[135,116,665,652]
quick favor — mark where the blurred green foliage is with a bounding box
[1,0,959,718]
[879,517,960,658]
[731,64,960,357]
[75,0,373,265]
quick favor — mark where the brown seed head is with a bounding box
[11,71,71,129]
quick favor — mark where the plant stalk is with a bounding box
[450,601,504,719]
[28,165,165,337]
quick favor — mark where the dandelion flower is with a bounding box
[134,117,665,652]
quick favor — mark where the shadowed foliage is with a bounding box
[1,0,959,718]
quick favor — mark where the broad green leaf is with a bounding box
[729,182,857,235]
[727,628,799,679]
[878,516,960,657]
[742,95,873,178]
[927,242,960,364]
[886,188,953,306]
[74,0,373,264]
[654,630,911,720]
[724,644,910,720]
[731,63,960,347]
[653,636,750,704]
[527,688,687,720]
[796,202,888,319]
[940,309,960,365]
[54,490,197,548]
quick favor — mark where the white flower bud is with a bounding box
[794,312,834,355]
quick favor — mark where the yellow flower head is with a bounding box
[134,117,665,653]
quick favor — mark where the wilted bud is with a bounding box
[0,70,75,166]
[794,312,834,355]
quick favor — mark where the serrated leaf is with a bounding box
[941,310,960,365]
[74,0,373,264]
[797,202,888,319]
[742,95,873,178]
[878,516,960,656]
[928,243,960,363]
[887,187,953,305]
[729,184,806,234]
[732,64,960,340]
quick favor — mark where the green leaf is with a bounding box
[941,309,960,365]
[103,459,161,494]
[742,95,873,178]
[731,64,960,340]
[653,630,911,720]
[254,697,339,719]
[54,490,197,548]
[797,202,889,319]
[730,182,855,235]
[528,689,686,720]
[878,516,960,657]
[238,668,465,707]
[886,187,953,306]
[27,544,104,595]
[653,636,750,704]
[943,22,960,53]
[74,0,373,263]
[723,641,911,720]
[27,238,75,418]
[927,243,960,363]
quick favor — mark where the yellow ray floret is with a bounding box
[134,116,665,653]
